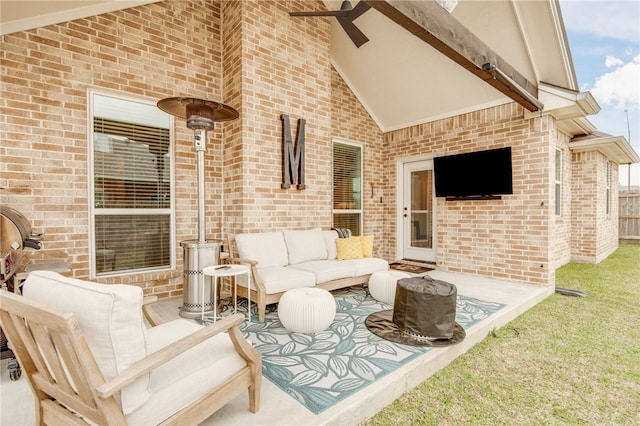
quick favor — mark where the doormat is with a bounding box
[389,262,435,274]
[202,287,504,415]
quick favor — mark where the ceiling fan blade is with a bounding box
[347,1,371,20]
[336,17,369,48]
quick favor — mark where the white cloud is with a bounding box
[560,1,640,42]
[605,56,624,68]
[591,55,640,109]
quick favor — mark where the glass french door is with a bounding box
[402,160,436,262]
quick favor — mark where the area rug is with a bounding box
[389,262,435,274]
[205,287,505,415]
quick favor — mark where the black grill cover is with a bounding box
[393,275,457,339]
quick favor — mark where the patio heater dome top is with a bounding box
[157,97,239,130]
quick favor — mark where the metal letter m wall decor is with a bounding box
[281,114,306,189]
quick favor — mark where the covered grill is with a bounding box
[1,205,43,380]
[1,206,42,285]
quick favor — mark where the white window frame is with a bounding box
[555,148,562,216]
[332,138,363,235]
[606,161,612,215]
[88,89,175,278]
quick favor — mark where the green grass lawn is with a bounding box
[363,243,640,425]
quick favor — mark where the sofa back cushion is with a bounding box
[282,228,328,265]
[236,231,288,268]
[323,230,339,260]
[22,270,150,415]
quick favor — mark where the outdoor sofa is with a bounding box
[227,227,389,322]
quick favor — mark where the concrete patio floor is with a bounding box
[0,271,552,425]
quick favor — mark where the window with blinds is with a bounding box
[90,92,173,277]
[333,141,362,235]
[555,148,562,216]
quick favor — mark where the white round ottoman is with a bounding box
[368,270,412,304]
[278,288,336,333]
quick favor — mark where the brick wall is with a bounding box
[384,105,556,285]
[1,1,227,297]
[552,130,573,269]
[0,0,381,296]
[571,151,619,262]
[222,0,335,236]
[330,67,386,244]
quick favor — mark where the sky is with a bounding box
[559,0,640,187]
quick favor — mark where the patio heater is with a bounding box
[157,97,239,319]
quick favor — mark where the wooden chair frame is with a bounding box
[0,290,261,425]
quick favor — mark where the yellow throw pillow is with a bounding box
[358,235,374,258]
[336,237,364,260]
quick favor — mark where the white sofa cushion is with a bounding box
[323,230,339,260]
[282,228,328,265]
[236,231,288,268]
[22,270,150,415]
[341,257,390,276]
[252,265,316,294]
[289,260,357,283]
[129,319,247,425]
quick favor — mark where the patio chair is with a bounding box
[0,270,261,425]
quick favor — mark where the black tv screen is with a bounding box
[434,147,513,198]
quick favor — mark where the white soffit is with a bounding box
[570,132,640,165]
[330,3,509,132]
[0,0,161,35]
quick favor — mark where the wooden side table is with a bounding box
[202,264,251,322]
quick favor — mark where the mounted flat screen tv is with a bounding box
[434,147,513,199]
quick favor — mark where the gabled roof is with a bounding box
[328,0,582,131]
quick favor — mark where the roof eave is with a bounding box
[570,133,640,165]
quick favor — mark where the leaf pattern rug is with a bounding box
[208,286,505,414]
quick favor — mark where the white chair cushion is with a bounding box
[128,319,247,425]
[254,266,316,294]
[341,258,390,276]
[236,231,288,268]
[282,228,328,265]
[288,260,357,283]
[22,270,150,415]
[323,230,339,260]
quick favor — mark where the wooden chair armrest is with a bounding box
[96,313,245,398]
[142,296,165,327]
[226,257,258,266]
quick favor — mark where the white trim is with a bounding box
[396,156,437,262]
[511,1,540,86]
[87,88,176,278]
[1,1,162,36]
[332,138,364,235]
